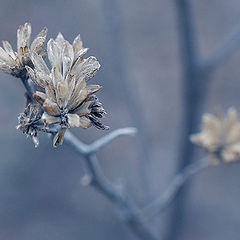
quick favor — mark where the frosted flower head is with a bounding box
[17,104,43,147]
[0,22,47,78]
[191,108,240,163]
[28,33,108,147]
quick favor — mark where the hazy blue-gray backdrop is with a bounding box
[0,0,240,240]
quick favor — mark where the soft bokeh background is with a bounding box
[0,0,240,240]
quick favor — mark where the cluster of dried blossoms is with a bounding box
[0,22,108,147]
[191,108,240,164]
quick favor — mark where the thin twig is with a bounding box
[64,127,137,156]
[87,127,137,155]
[200,23,240,75]
[143,157,210,220]
[64,131,158,240]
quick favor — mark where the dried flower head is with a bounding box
[17,104,43,147]
[27,33,108,147]
[0,22,47,77]
[190,108,240,163]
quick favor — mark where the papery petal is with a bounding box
[45,82,56,102]
[22,22,31,48]
[33,91,47,105]
[0,61,12,74]
[69,79,86,103]
[68,88,88,111]
[73,34,83,59]
[2,41,16,59]
[30,27,48,54]
[31,51,50,76]
[71,56,100,82]
[56,80,68,109]
[43,98,61,116]
[74,100,92,116]
[53,127,67,147]
[79,116,91,129]
[86,84,102,95]
[47,39,61,69]
[67,113,80,127]
[0,47,15,66]
[55,32,65,49]
[42,112,60,125]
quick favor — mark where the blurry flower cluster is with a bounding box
[0,22,108,147]
[191,108,240,164]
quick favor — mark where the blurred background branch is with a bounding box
[169,0,240,239]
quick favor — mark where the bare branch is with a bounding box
[64,127,137,156]
[87,127,137,154]
[200,23,240,74]
[64,131,158,240]
[143,157,211,220]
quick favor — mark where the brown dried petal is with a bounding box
[43,98,61,116]
[74,100,92,116]
[33,91,47,106]
[68,88,88,111]
[71,56,100,82]
[79,116,91,129]
[42,112,60,125]
[30,27,48,53]
[56,80,68,109]
[2,41,16,59]
[86,84,102,95]
[45,82,56,102]
[67,113,80,127]
[73,34,83,60]
[47,39,61,69]
[31,51,50,76]
[53,127,67,147]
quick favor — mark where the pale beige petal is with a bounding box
[62,56,72,80]
[67,113,80,127]
[17,24,23,53]
[42,112,60,125]
[71,56,100,82]
[79,116,91,129]
[53,127,67,147]
[26,66,44,87]
[73,34,83,59]
[62,41,74,78]
[33,91,47,105]
[34,71,50,88]
[224,108,240,144]
[2,41,16,59]
[70,79,86,102]
[55,32,65,49]
[31,51,50,75]
[222,142,240,163]
[0,47,15,66]
[47,39,61,69]
[22,22,31,48]
[74,100,92,116]
[30,27,48,53]
[56,80,68,109]
[0,61,12,74]
[86,84,102,95]
[68,89,88,111]
[66,74,76,102]
[43,98,61,116]
[45,82,56,102]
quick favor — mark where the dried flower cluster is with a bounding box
[0,22,47,77]
[0,22,107,147]
[191,108,240,163]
